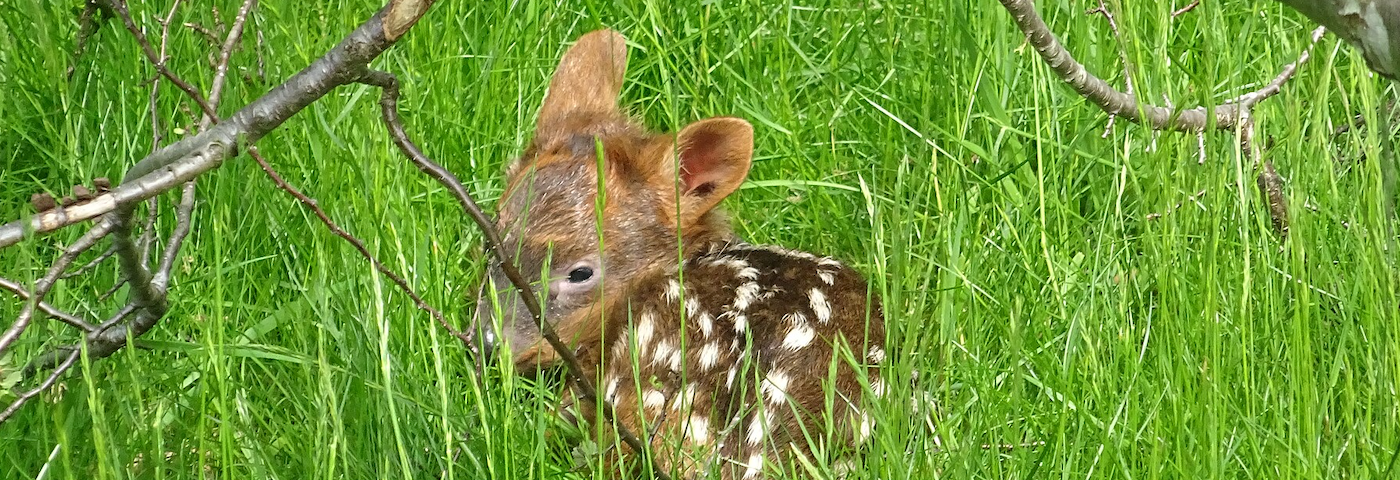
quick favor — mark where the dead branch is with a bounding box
[357,70,671,480]
[0,1,436,428]
[0,348,81,424]
[0,277,94,332]
[1085,0,1134,137]
[996,0,1324,132]
[0,220,113,354]
[99,0,218,121]
[1172,1,1200,18]
[205,0,258,127]
[0,3,427,249]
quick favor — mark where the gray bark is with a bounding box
[1277,0,1400,79]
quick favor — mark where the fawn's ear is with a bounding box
[536,30,628,131]
[661,117,754,228]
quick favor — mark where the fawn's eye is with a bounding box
[567,266,594,284]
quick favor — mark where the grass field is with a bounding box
[2,0,1398,478]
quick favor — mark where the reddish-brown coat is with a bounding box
[475,29,886,479]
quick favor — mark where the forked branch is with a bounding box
[997,0,1324,132]
[0,0,435,424]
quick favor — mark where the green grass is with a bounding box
[2,0,1398,478]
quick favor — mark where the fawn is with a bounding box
[473,30,886,479]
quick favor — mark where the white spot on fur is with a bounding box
[818,270,836,285]
[734,282,761,311]
[726,365,738,389]
[697,311,714,337]
[743,452,764,479]
[604,376,620,402]
[668,349,682,372]
[855,411,874,443]
[736,266,760,281]
[652,339,674,368]
[665,278,682,303]
[685,297,700,318]
[732,314,748,333]
[871,379,887,397]
[818,257,842,267]
[685,415,710,445]
[643,390,666,410]
[867,345,886,363]
[762,371,790,405]
[782,323,815,351]
[636,312,656,351]
[698,342,721,370]
[746,410,769,446]
[809,289,832,323]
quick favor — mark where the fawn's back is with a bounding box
[473,30,886,479]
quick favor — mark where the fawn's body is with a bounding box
[475,30,885,479]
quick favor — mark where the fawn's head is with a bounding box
[473,30,754,369]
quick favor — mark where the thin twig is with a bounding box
[1172,0,1200,18]
[67,1,110,80]
[997,0,1324,132]
[24,304,138,376]
[247,146,468,344]
[0,277,95,332]
[99,0,217,120]
[154,182,197,289]
[182,22,220,45]
[0,348,81,423]
[204,0,257,128]
[1086,0,1134,138]
[0,220,113,354]
[357,70,671,480]
[61,244,117,279]
[147,0,183,150]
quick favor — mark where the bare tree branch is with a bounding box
[1275,0,1400,80]
[99,0,219,121]
[996,0,1324,132]
[0,3,427,249]
[204,0,258,128]
[1172,1,1200,18]
[0,348,81,424]
[357,70,671,480]
[0,277,95,332]
[0,221,113,354]
[61,244,117,279]
[0,2,437,427]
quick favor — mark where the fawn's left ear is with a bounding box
[660,117,753,228]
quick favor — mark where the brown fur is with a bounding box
[474,30,886,479]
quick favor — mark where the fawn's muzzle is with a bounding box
[471,276,544,363]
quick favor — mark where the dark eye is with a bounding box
[567,266,594,283]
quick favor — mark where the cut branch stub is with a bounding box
[384,0,434,40]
